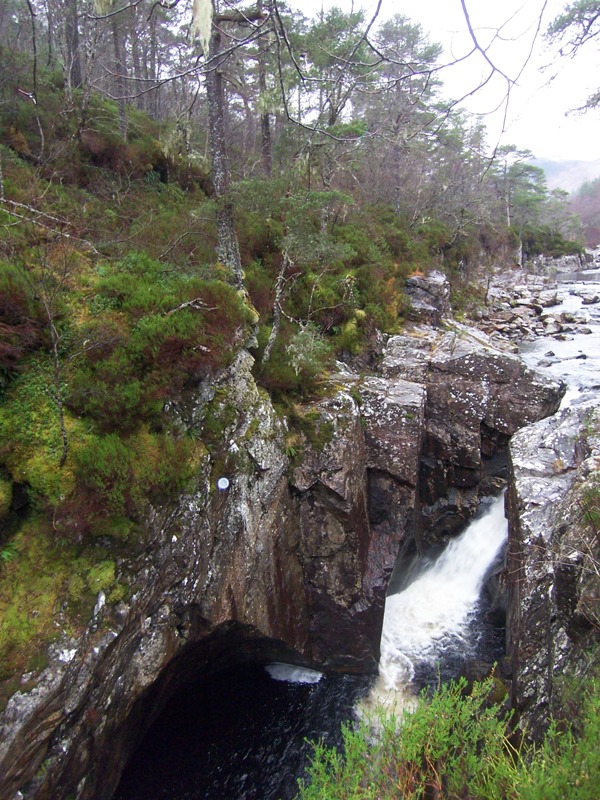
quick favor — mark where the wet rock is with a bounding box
[290,389,383,671]
[506,401,600,739]
[382,323,565,542]
[405,270,451,326]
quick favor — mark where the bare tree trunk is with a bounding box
[206,26,244,289]
[112,14,128,140]
[25,0,45,160]
[45,0,54,67]
[129,5,145,112]
[65,0,82,90]
[258,0,272,175]
[148,11,159,118]
[261,251,291,363]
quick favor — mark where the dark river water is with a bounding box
[114,267,600,800]
[113,665,371,800]
[114,501,507,800]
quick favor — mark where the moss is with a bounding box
[0,516,127,680]
[86,560,116,594]
[0,361,79,508]
[0,477,12,520]
[289,407,335,453]
[201,388,239,450]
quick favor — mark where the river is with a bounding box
[113,269,600,800]
[114,502,508,800]
[519,268,600,407]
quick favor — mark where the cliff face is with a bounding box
[0,316,566,800]
[381,323,565,545]
[0,350,310,800]
[506,400,600,738]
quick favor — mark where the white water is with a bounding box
[361,495,508,717]
[264,663,323,684]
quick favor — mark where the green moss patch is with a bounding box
[0,516,122,683]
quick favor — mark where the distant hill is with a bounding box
[533,158,600,193]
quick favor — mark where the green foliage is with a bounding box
[0,260,45,379]
[287,323,332,379]
[0,359,78,508]
[67,255,249,431]
[520,224,584,260]
[65,430,200,539]
[546,2,600,111]
[289,407,335,453]
[75,433,133,516]
[0,517,123,681]
[297,676,600,800]
[0,476,13,520]
[255,322,332,401]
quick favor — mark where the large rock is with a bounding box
[506,400,600,738]
[289,377,426,670]
[359,376,426,604]
[382,323,566,542]
[405,270,451,326]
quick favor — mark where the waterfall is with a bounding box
[360,495,508,717]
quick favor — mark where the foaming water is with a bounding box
[265,663,324,684]
[360,495,508,717]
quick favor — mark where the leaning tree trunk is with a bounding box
[261,250,291,363]
[206,26,244,289]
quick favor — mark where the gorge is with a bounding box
[3,265,598,800]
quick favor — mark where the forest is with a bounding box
[0,1,599,799]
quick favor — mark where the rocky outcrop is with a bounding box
[381,323,565,543]
[477,281,597,342]
[0,310,567,800]
[506,401,600,738]
[405,270,451,326]
[0,349,428,800]
[290,376,426,671]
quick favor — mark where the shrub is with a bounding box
[62,429,200,539]
[297,677,600,800]
[67,258,251,431]
[0,516,125,680]
[0,360,78,509]
[0,261,44,376]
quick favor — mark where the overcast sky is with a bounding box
[294,0,600,163]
